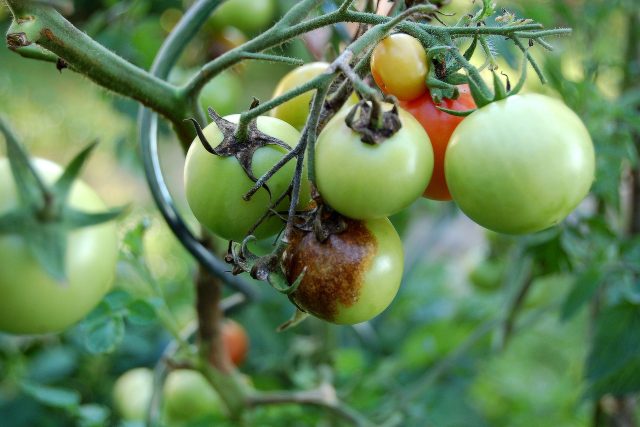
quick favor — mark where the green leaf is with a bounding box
[435,106,476,117]
[104,290,135,311]
[491,70,507,101]
[122,219,151,258]
[560,266,603,321]
[20,381,80,409]
[53,141,98,206]
[84,314,125,354]
[126,299,157,325]
[444,73,468,85]
[585,303,640,398]
[77,404,110,427]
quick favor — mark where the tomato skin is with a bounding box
[445,94,595,234]
[283,217,403,325]
[221,319,249,366]
[271,62,358,131]
[208,0,275,34]
[113,368,154,421]
[199,71,244,117]
[184,115,309,242]
[0,158,118,334]
[315,105,433,219]
[400,85,476,201]
[370,33,429,101]
[163,370,222,423]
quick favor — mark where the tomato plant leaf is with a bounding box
[77,404,110,427]
[584,303,640,398]
[126,299,157,325]
[20,381,80,409]
[560,266,603,321]
[84,314,125,354]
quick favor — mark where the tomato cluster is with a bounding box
[184,33,594,326]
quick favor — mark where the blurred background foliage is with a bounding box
[0,0,639,426]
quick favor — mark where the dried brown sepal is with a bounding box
[344,100,402,145]
[186,108,293,186]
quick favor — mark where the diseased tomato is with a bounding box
[283,217,404,325]
[370,33,429,101]
[400,85,476,201]
[0,158,118,334]
[184,115,310,241]
[445,94,595,234]
[271,62,358,131]
[315,105,433,219]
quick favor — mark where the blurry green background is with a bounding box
[0,0,638,426]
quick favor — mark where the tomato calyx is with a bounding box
[344,100,402,144]
[187,107,293,184]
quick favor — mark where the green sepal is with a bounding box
[491,69,508,101]
[467,74,491,108]
[426,45,451,60]
[277,309,309,332]
[445,73,469,86]
[63,206,127,228]
[436,106,477,117]
[0,117,49,211]
[0,210,27,234]
[508,53,529,96]
[463,36,478,61]
[53,141,99,206]
[23,223,68,284]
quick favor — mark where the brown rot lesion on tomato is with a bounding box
[281,215,376,323]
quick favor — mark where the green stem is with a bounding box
[5,1,191,141]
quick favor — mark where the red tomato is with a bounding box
[400,85,476,201]
[221,319,249,366]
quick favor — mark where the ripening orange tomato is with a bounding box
[370,33,429,101]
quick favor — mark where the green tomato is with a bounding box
[283,217,404,325]
[199,71,244,117]
[163,369,222,424]
[469,259,506,290]
[0,158,118,334]
[208,0,276,34]
[170,68,243,117]
[315,105,433,219]
[271,62,359,131]
[184,115,310,241]
[445,94,595,234]
[113,368,154,421]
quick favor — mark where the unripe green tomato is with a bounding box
[199,70,244,118]
[445,94,595,234]
[271,62,358,131]
[163,369,222,424]
[208,0,276,34]
[283,217,404,324]
[184,115,310,241]
[113,368,154,421]
[170,68,243,118]
[469,259,506,290]
[315,105,433,219]
[0,158,117,334]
